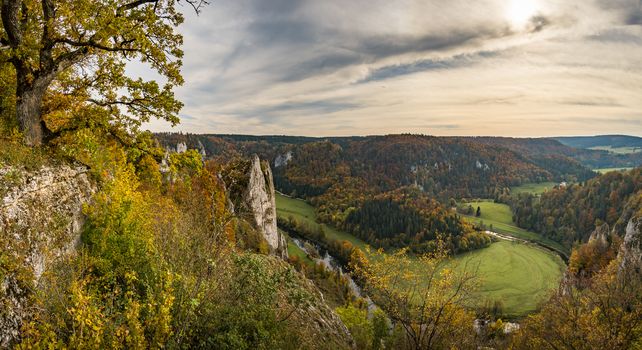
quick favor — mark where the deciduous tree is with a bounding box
[1,0,206,145]
[350,242,479,350]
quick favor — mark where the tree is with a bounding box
[513,257,642,349]
[476,206,481,217]
[1,0,207,145]
[335,304,374,350]
[350,242,479,350]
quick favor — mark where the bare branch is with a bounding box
[181,0,209,14]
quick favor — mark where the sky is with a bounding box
[142,0,642,137]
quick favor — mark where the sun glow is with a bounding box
[506,0,539,28]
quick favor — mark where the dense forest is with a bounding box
[473,136,642,169]
[511,168,642,247]
[156,133,642,179]
[340,188,492,254]
[156,134,601,199]
[554,135,642,149]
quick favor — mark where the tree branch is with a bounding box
[181,0,209,14]
[52,47,89,74]
[55,38,138,53]
[1,0,23,46]
[39,0,56,71]
[117,0,158,15]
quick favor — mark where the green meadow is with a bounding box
[588,146,641,154]
[460,200,567,254]
[510,182,557,195]
[276,193,366,250]
[284,229,315,266]
[447,240,564,317]
[594,167,634,174]
[276,193,565,317]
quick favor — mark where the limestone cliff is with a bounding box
[243,155,288,259]
[619,217,642,271]
[588,223,610,248]
[0,165,95,347]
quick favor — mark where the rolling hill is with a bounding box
[554,135,642,150]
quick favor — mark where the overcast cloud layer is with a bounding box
[142,0,642,137]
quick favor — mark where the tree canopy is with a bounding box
[1,0,206,145]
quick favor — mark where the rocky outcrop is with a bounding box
[619,217,642,271]
[244,155,288,259]
[274,151,293,168]
[588,223,610,248]
[0,165,95,347]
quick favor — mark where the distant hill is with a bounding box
[154,132,642,252]
[155,133,597,199]
[470,136,642,169]
[554,135,642,150]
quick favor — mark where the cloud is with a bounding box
[358,51,500,83]
[140,0,642,137]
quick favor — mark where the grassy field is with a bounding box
[276,193,565,317]
[276,193,366,250]
[594,167,634,174]
[283,229,315,266]
[510,182,557,195]
[461,200,567,254]
[447,241,564,316]
[589,146,641,154]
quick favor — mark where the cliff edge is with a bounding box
[0,165,95,347]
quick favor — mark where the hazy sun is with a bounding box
[506,0,539,28]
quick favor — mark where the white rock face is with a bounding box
[176,142,188,153]
[274,151,293,168]
[619,217,642,271]
[475,160,490,171]
[0,165,95,347]
[588,223,610,247]
[244,155,288,259]
[197,140,207,158]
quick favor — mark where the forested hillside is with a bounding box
[154,133,603,254]
[511,167,642,247]
[471,136,642,171]
[156,133,600,198]
[555,135,642,149]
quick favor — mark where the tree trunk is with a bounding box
[16,86,45,146]
[14,63,57,146]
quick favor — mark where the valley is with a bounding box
[458,200,568,256]
[276,193,566,317]
[1,0,641,345]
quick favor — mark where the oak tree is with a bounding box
[1,0,206,145]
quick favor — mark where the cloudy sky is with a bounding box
[144,0,642,137]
